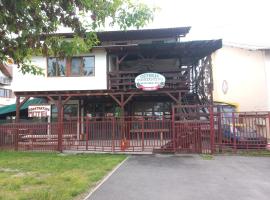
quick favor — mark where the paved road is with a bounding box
[88,154,270,200]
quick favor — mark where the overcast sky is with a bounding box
[143,0,270,47]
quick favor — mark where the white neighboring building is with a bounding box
[212,43,270,111]
[0,63,15,107]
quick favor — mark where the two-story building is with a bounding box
[4,27,223,152]
[2,27,270,153]
[13,27,222,124]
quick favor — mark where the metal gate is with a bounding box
[172,105,214,153]
[62,116,173,153]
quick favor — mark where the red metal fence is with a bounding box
[0,112,269,154]
[214,112,269,152]
[63,116,172,152]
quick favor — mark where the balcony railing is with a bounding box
[108,69,190,91]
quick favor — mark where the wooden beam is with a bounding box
[14,89,190,98]
[47,96,53,101]
[165,92,180,104]
[47,96,57,105]
[117,53,128,64]
[123,94,134,107]
[62,96,71,105]
[18,96,30,108]
[109,94,121,106]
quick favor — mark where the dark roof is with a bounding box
[0,98,46,116]
[40,27,191,42]
[103,39,222,65]
[97,27,190,41]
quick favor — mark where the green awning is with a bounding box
[0,98,46,115]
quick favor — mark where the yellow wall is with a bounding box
[212,46,269,111]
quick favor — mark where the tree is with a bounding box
[0,0,154,74]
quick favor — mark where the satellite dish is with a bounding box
[222,80,228,94]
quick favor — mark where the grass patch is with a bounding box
[200,154,214,160]
[0,151,126,200]
[237,150,270,157]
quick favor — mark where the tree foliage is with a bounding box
[0,0,154,74]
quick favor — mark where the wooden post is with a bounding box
[142,117,144,151]
[116,56,120,90]
[109,93,134,151]
[78,99,82,140]
[178,92,182,104]
[15,96,20,123]
[120,95,125,147]
[209,106,215,154]
[86,116,89,151]
[57,96,63,152]
[217,110,222,153]
[112,117,115,152]
[15,96,30,151]
[120,94,124,115]
[172,105,176,152]
[208,56,214,105]
[232,112,237,154]
[15,96,20,150]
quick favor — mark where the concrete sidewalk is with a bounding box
[87,154,270,200]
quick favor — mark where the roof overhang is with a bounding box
[96,27,191,41]
[102,39,222,65]
[40,27,191,42]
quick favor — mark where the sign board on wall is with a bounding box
[28,105,51,117]
[135,73,166,91]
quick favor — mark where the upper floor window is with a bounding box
[47,58,66,77]
[47,56,95,77]
[0,88,13,98]
[0,76,11,85]
[71,57,95,76]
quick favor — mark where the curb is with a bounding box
[82,156,129,200]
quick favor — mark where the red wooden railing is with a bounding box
[108,70,190,90]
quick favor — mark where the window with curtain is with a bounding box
[47,58,66,77]
[71,56,95,76]
[47,56,95,77]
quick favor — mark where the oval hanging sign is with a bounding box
[135,73,166,91]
